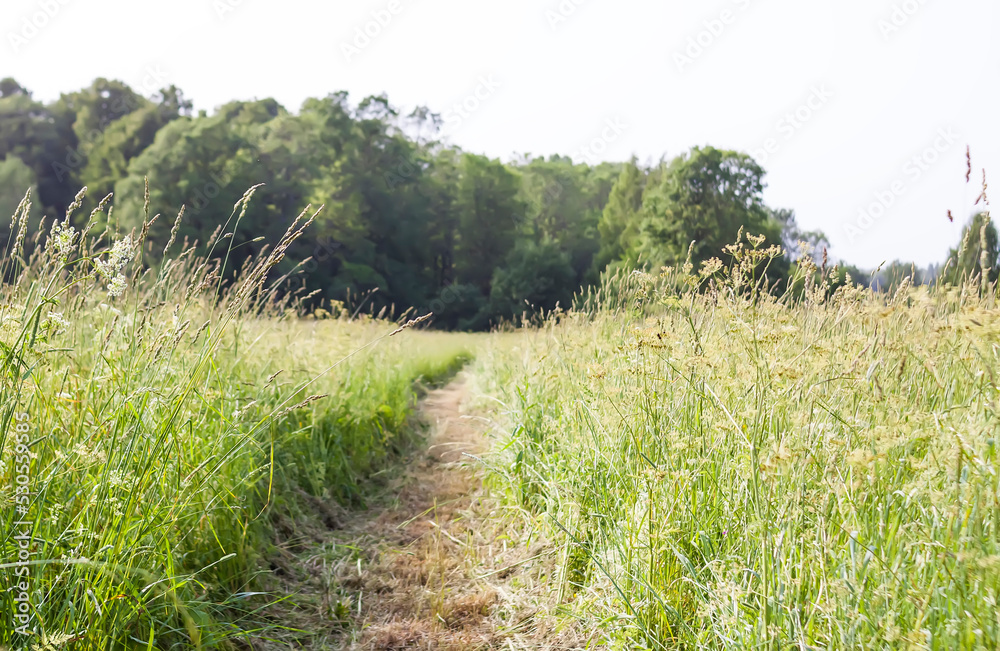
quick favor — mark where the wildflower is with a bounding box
[106,470,128,489]
[44,312,70,335]
[107,496,124,517]
[699,257,724,278]
[762,244,783,258]
[93,236,133,296]
[48,502,65,526]
[49,219,77,262]
[107,274,127,298]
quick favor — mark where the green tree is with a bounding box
[294,93,441,311]
[517,156,618,285]
[637,146,787,279]
[430,283,488,331]
[0,81,65,216]
[0,156,41,239]
[595,157,646,271]
[0,77,854,330]
[488,240,576,323]
[79,86,191,209]
[114,99,297,275]
[46,79,149,209]
[0,78,29,99]
[57,78,147,147]
[453,153,523,293]
[423,148,461,289]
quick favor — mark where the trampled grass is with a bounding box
[0,188,472,648]
[474,240,1000,648]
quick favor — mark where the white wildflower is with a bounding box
[45,312,71,335]
[93,259,112,279]
[93,236,133,296]
[48,502,65,526]
[107,274,127,298]
[49,220,77,261]
[108,235,132,266]
[106,496,124,517]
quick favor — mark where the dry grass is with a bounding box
[254,376,596,650]
[470,238,1000,648]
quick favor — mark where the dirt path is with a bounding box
[338,378,496,649]
[257,376,588,650]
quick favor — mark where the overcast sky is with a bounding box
[4,0,998,269]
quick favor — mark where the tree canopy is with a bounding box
[20,77,973,329]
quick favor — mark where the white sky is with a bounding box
[4,0,998,269]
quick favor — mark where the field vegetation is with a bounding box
[2,77,999,650]
[0,187,472,647]
[475,237,1000,648]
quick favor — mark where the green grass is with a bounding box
[474,241,1000,648]
[8,186,998,650]
[0,189,472,648]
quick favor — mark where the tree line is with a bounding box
[0,77,994,329]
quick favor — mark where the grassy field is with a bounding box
[3,188,999,649]
[473,241,1000,648]
[0,190,473,648]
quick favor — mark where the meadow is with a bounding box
[1,185,998,650]
[0,188,472,648]
[474,240,1000,648]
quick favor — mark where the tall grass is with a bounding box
[0,187,469,648]
[475,235,1000,648]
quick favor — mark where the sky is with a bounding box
[3,0,998,269]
